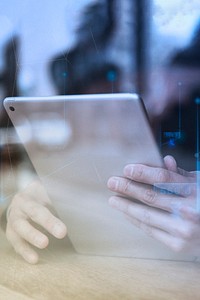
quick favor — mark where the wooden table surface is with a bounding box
[0,228,200,300]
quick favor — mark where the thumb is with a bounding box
[164,155,178,172]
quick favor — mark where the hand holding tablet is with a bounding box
[3,93,197,262]
[108,155,200,256]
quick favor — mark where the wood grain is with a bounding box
[0,231,200,300]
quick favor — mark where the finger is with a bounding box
[164,155,178,172]
[109,196,196,239]
[20,180,52,206]
[107,177,181,211]
[21,200,67,239]
[180,206,200,223]
[11,218,49,249]
[109,196,175,232]
[123,163,194,186]
[6,227,39,264]
[108,170,194,200]
[125,214,186,253]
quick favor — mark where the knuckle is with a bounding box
[121,179,132,194]
[7,206,21,221]
[156,169,170,182]
[12,219,22,232]
[28,205,40,220]
[132,165,144,180]
[143,189,157,204]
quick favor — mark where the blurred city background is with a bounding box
[0,0,200,171]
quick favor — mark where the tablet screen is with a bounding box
[3,93,193,260]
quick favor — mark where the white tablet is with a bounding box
[3,93,194,261]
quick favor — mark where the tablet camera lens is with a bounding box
[9,106,15,111]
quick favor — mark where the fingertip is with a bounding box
[52,222,67,239]
[36,235,49,249]
[107,177,113,189]
[27,255,39,265]
[164,155,174,163]
[58,224,67,239]
[164,155,177,172]
[123,164,134,177]
[23,251,39,265]
[107,177,119,191]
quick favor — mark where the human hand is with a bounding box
[6,180,67,264]
[107,156,200,256]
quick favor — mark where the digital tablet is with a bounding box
[3,93,194,261]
